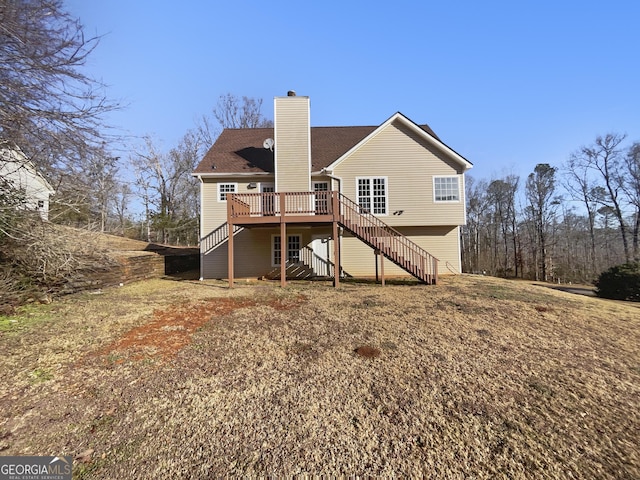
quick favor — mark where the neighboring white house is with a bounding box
[0,144,55,221]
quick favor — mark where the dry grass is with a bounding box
[0,275,638,478]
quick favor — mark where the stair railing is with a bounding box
[200,222,243,254]
[337,193,438,283]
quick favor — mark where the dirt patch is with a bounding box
[93,298,257,362]
[354,345,381,358]
[92,294,308,362]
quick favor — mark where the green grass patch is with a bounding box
[0,303,55,333]
[28,367,53,383]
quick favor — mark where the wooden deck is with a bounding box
[225,191,438,288]
[227,191,337,226]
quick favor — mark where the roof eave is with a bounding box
[192,171,273,178]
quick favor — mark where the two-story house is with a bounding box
[193,92,472,286]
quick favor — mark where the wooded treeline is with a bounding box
[25,90,273,247]
[462,134,640,283]
[0,1,272,247]
[2,1,638,287]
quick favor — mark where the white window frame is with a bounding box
[217,182,238,202]
[313,181,329,191]
[433,175,460,203]
[313,181,329,214]
[271,234,302,267]
[355,177,388,215]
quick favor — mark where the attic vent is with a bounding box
[287,90,296,97]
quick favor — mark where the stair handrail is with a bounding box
[200,222,243,254]
[301,245,335,277]
[337,192,439,282]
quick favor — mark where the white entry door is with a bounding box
[310,235,331,277]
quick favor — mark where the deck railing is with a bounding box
[229,191,333,218]
[227,191,438,283]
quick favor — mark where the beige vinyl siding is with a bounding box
[202,228,273,279]
[200,176,274,238]
[274,96,311,192]
[202,225,333,279]
[333,119,465,227]
[200,176,274,279]
[341,226,461,277]
[200,178,223,240]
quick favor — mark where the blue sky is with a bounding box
[67,0,639,181]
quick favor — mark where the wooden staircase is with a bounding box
[337,193,438,284]
[200,222,243,254]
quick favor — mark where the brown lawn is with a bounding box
[0,275,638,478]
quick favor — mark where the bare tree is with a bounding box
[194,93,273,175]
[85,147,120,232]
[462,176,488,273]
[487,175,520,277]
[210,93,274,129]
[112,182,132,236]
[132,132,202,245]
[564,152,604,275]
[575,134,631,262]
[526,164,559,281]
[0,0,118,166]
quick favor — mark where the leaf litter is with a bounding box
[0,275,638,478]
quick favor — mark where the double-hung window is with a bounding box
[433,176,460,202]
[217,183,237,202]
[356,177,387,215]
[272,235,301,266]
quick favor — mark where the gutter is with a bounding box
[319,169,343,194]
[192,172,272,178]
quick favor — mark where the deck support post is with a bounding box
[375,250,379,282]
[433,257,439,285]
[380,250,385,286]
[332,192,340,288]
[333,220,340,288]
[280,194,287,287]
[227,199,234,289]
[280,221,287,287]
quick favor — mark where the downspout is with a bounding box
[196,174,204,281]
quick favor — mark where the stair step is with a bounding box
[338,195,437,283]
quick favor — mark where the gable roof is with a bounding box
[325,112,472,173]
[0,145,55,194]
[193,115,471,176]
